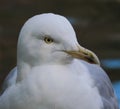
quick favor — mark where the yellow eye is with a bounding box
[44,37,53,44]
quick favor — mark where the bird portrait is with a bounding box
[0,13,118,109]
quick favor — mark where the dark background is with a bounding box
[0,0,120,89]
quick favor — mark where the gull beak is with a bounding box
[65,46,100,65]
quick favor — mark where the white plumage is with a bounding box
[0,13,118,109]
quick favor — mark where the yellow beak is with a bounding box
[65,46,100,65]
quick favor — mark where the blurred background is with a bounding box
[0,0,120,107]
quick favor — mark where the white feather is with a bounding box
[0,13,118,109]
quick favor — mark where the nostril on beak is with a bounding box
[83,52,89,56]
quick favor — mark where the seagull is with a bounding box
[0,13,118,109]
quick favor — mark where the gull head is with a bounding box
[17,13,100,67]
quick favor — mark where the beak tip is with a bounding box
[85,51,100,65]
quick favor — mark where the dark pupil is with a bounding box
[47,38,51,42]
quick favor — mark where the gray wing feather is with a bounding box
[1,67,17,94]
[82,61,119,109]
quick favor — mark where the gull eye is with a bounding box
[44,37,53,44]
